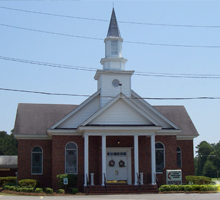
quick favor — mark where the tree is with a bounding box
[0,130,17,155]
[203,160,216,178]
[195,141,213,175]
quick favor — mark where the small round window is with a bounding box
[112,79,120,87]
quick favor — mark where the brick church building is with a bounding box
[13,9,199,192]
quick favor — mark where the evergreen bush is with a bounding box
[72,188,79,194]
[185,176,211,185]
[35,188,43,193]
[18,179,38,187]
[0,177,16,187]
[45,187,53,194]
[56,189,65,194]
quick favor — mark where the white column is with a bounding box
[84,134,89,186]
[102,135,106,186]
[90,173,94,186]
[140,172,144,185]
[134,135,139,185]
[151,134,156,185]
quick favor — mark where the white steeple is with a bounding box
[95,9,134,108]
[100,8,127,70]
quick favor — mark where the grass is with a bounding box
[211,178,219,182]
[0,193,18,196]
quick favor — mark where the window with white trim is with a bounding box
[155,142,165,173]
[31,146,43,174]
[177,146,182,168]
[65,142,78,174]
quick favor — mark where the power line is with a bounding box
[1,23,220,49]
[1,55,220,79]
[1,87,220,100]
[1,6,220,29]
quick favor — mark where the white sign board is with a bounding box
[63,178,68,185]
[166,169,182,185]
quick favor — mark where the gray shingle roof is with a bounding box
[13,103,77,135]
[13,103,198,137]
[107,8,121,38]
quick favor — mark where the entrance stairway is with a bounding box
[84,184,158,195]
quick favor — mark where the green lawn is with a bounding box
[211,178,219,182]
[0,193,18,196]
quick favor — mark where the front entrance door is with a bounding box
[106,148,131,184]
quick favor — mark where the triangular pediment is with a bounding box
[89,99,154,125]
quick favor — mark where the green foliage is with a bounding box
[184,185,193,191]
[72,188,78,194]
[200,185,208,191]
[203,160,216,177]
[159,184,220,192]
[159,185,171,192]
[195,140,220,178]
[45,187,53,194]
[170,185,179,191]
[57,174,77,188]
[185,175,211,184]
[15,187,22,192]
[0,130,17,155]
[0,177,17,187]
[35,188,43,193]
[192,185,200,191]
[18,179,38,187]
[56,189,65,194]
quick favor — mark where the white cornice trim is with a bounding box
[48,90,100,130]
[94,69,134,80]
[156,130,181,134]
[177,136,196,140]
[78,126,161,133]
[131,90,181,130]
[14,134,51,140]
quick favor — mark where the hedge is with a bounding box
[18,179,38,187]
[0,177,16,187]
[56,189,65,194]
[159,184,220,192]
[35,188,43,193]
[45,187,53,194]
[72,188,78,194]
[185,176,211,185]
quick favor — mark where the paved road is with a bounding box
[1,193,220,200]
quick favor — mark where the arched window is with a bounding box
[177,146,182,168]
[155,142,165,173]
[65,142,78,174]
[31,146,43,174]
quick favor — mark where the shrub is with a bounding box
[159,185,170,192]
[3,185,10,190]
[57,174,77,189]
[35,188,43,193]
[0,177,16,187]
[200,185,208,191]
[178,185,185,191]
[15,187,21,192]
[19,187,34,192]
[184,185,193,191]
[185,176,211,185]
[18,179,38,187]
[8,186,14,191]
[72,188,78,194]
[170,185,179,191]
[192,185,200,191]
[56,189,65,194]
[45,187,53,194]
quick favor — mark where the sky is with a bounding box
[0,0,220,156]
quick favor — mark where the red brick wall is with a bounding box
[51,135,84,191]
[177,140,194,184]
[0,168,17,177]
[17,139,52,188]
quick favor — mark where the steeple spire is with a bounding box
[107,8,121,38]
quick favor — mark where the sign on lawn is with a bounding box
[166,169,182,185]
[63,178,68,185]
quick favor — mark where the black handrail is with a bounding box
[155,173,160,190]
[86,174,89,194]
[104,173,107,193]
[136,173,141,191]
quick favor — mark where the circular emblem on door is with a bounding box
[119,160,125,167]
[109,160,115,167]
